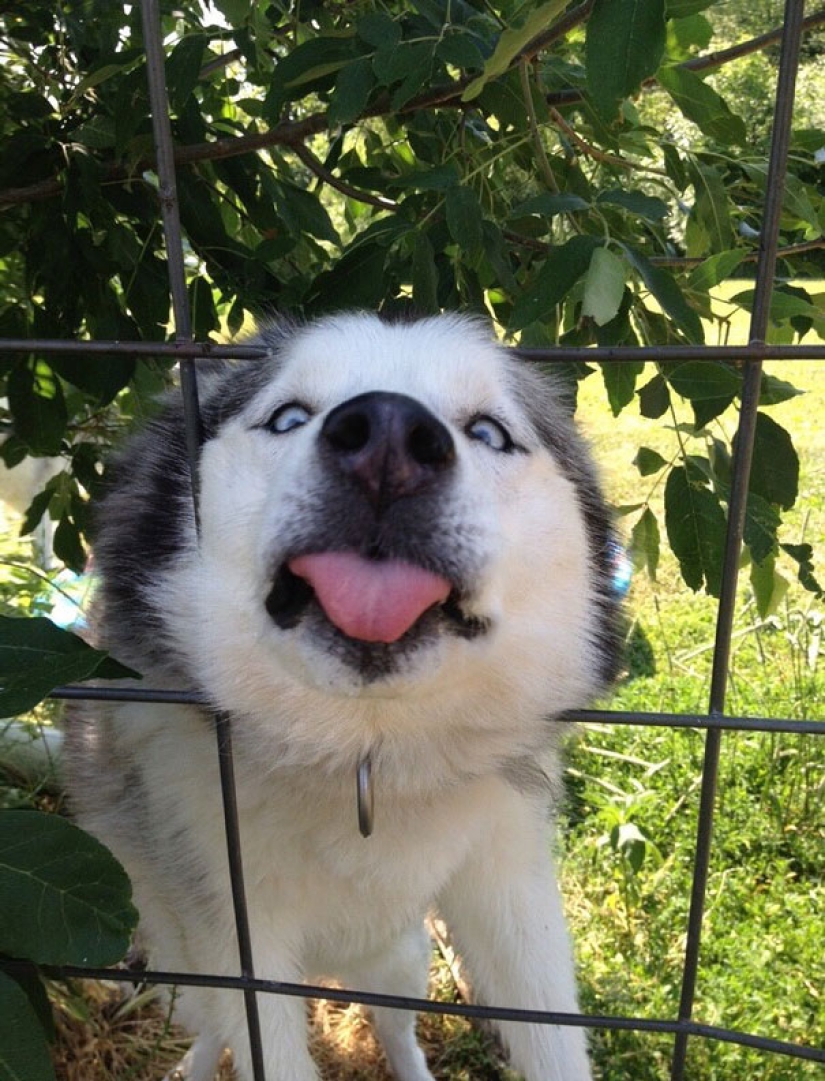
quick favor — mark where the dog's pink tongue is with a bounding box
[289,552,451,644]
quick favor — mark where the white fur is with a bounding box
[66,315,609,1081]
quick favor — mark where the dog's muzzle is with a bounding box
[265,391,489,651]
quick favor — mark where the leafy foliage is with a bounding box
[0,614,140,1080]
[0,809,137,966]
[0,811,138,1081]
[0,615,139,716]
[0,970,56,1081]
[1,0,822,615]
[0,0,821,882]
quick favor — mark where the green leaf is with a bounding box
[165,34,207,113]
[52,517,86,574]
[20,488,54,537]
[278,36,357,90]
[0,970,55,1081]
[596,189,669,222]
[462,0,570,102]
[49,351,136,406]
[412,231,439,313]
[686,249,746,292]
[6,362,68,457]
[730,287,820,327]
[481,222,518,293]
[70,60,136,101]
[671,13,713,51]
[663,143,687,191]
[585,0,666,121]
[737,412,799,511]
[373,40,433,108]
[758,374,804,407]
[637,373,671,418]
[0,810,137,966]
[188,276,219,340]
[740,163,820,231]
[583,247,626,327]
[781,543,824,597]
[212,0,250,23]
[509,193,589,218]
[125,254,171,335]
[0,616,139,717]
[743,491,781,565]
[277,183,339,244]
[602,359,645,416]
[624,246,704,342]
[630,506,661,580]
[0,963,54,1044]
[610,822,656,874]
[665,465,727,595]
[595,288,638,347]
[689,164,733,254]
[667,361,742,401]
[445,186,484,256]
[329,58,375,126]
[634,447,668,476]
[72,115,116,149]
[310,242,389,310]
[356,11,402,49]
[390,163,461,191]
[657,65,746,144]
[749,554,788,619]
[437,31,485,72]
[510,235,601,331]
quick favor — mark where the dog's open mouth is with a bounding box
[265,551,488,645]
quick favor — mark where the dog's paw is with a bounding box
[162,1036,224,1081]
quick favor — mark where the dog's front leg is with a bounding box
[436,790,592,1081]
[223,986,319,1081]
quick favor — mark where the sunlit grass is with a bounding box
[564,342,824,1079]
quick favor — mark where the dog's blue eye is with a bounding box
[268,403,312,434]
[466,415,513,452]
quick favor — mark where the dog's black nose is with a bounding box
[321,391,455,507]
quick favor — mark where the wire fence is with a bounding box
[2,0,824,1078]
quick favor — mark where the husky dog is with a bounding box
[64,313,621,1081]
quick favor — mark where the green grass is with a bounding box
[561,358,824,1080]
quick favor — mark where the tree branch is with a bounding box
[501,232,825,267]
[548,106,667,176]
[290,142,398,210]
[649,238,825,268]
[682,11,825,77]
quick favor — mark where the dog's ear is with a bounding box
[253,314,301,356]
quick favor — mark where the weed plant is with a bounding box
[564,360,824,1079]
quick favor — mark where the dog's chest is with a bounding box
[237,774,497,933]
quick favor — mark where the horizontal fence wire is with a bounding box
[2,959,821,1066]
[1,338,825,362]
[2,0,822,1076]
[47,686,825,736]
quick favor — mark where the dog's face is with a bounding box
[98,314,618,768]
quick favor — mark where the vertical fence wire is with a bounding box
[139,1,267,1077]
[669,3,808,1077]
